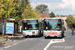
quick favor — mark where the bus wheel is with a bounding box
[61,33,64,38]
[25,36,27,38]
[45,37,47,39]
[61,31,64,38]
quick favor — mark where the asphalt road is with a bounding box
[0,29,75,50]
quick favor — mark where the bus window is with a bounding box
[44,19,61,30]
[23,20,38,30]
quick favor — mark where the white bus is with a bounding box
[22,19,42,37]
[43,18,65,38]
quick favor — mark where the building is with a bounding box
[56,14,68,20]
[55,14,68,29]
[38,14,50,20]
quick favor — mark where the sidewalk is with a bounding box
[4,33,23,39]
[0,35,12,45]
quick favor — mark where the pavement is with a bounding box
[0,29,75,50]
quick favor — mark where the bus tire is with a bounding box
[45,37,47,39]
[62,34,64,38]
[61,33,64,38]
[61,30,64,38]
[25,36,27,38]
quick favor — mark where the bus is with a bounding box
[43,18,65,38]
[22,19,43,37]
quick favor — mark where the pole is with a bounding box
[24,0,25,19]
[2,11,4,36]
[3,18,4,36]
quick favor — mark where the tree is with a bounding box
[66,14,75,25]
[21,3,40,19]
[49,12,55,18]
[19,0,29,12]
[36,4,49,14]
[0,0,40,21]
[0,0,20,19]
[0,0,20,36]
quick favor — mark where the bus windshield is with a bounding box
[23,20,38,30]
[44,19,62,30]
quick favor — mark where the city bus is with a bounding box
[43,18,65,38]
[22,19,43,37]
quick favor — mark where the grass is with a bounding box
[0,37,10,41]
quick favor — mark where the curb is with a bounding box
[0,40,13,45]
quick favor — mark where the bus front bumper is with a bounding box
[43,31,62,37]
[22,30,40,36]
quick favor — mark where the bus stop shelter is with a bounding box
[4,19,23,39]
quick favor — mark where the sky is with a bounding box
[30,0,75,15]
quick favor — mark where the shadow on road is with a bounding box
[26,36,43,38]
[45,36,65,39]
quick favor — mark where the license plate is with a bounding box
[47,32,58,35]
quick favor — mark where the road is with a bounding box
[0,29,75,50]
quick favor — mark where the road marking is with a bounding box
[4,40,26,48]
[13,43,18,45]
[44,39,53,50]
[4,40,18,46]
[4,45,12,48]
[3,38,36,49]
[63,38,65,42]
[44,38,65,50]
[52,38,65,43]
[0,49,3,50]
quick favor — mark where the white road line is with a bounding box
[4,41,16,46]
[52,38,65,43]
[63,38,65,42]
[13,43,18,45]
[44,39,53,50]
[4,40,25,48]
[3,38,35,49]
[44,38,65,50]
[4,45,12,48]
[0,49,3,50]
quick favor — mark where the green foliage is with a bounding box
[36,4,49,14]
[22,3,40,19]
[49,12,55,18]
[0,0,20,18]
[19,0,29,12]
[0,0,40,23]
[66,14,75,25]
[39,22,43,28]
